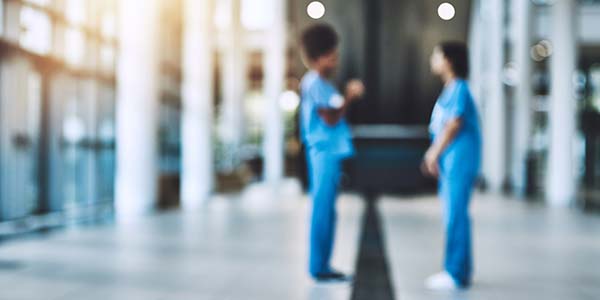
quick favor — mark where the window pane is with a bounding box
[101,13,116,39]
[26,0,52,7]
[20,7,52,54]
[65,28,85,66]
[66,0,86,25]
[0,1,3,35]
[214,0,232,31]
[100,44,115,73]
[242,0,274,31]
[591,66,600,111]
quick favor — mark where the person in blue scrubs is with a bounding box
[299,24,364,282]
[422,41,482,290]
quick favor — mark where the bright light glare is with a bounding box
[438,3,455,21]
[307,1,325,20]
[101,14,116,38]
[66,0,86,24]
[19,7,52,55]
[242,0,275,30]
[63,115,85,143]
[279,91,300,112]
[530,40,553,62]
[214,0,232,30]
[65,29,85,66]
[503,62,518,86]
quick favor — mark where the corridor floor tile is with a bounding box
[379,193,600,300]
[0,185,364,300]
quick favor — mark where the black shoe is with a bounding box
[314,271,353,283]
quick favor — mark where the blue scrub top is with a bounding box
[429,79,482,176]
[300,71,354,158]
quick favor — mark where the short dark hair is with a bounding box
[439,41,469,78]
[300,23,339,61]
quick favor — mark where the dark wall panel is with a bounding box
[290,0,472,125]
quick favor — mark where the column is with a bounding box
[181,0,216,210]
[115,0,161,218]
[481,0,507,192]
[547,0,577,206]
[219,0,246,172]
[468,0,483,106]
[511,0,533,195]
[262,0,287,183]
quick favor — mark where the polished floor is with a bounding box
[0,181,363,300]
[380,193,600,300]
[0,182,599,299]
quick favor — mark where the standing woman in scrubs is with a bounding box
[422,41,482,290]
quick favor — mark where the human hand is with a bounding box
[345,79,365,101]
[421,147,440,178]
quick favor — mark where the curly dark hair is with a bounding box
[300,23,339,61]
[439,41,469,78]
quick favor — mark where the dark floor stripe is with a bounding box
[351,195,395,300]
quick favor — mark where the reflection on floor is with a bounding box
[380,193,600,300]
[1,184,600,300]
[0,181,364,300]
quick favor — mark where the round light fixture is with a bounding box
[307,1,326,20]
[438,3,456,21]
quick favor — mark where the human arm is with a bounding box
[421,117,462,177]
[317,79,364,126]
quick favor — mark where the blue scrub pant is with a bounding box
[439,171,476,287]
[307,149,341,277]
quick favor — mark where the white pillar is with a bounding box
[219,0,246,172]
[547,0,577,206]
[262,0,287,183]
[511,0,533,195]
[468,0,484,107]
[115,0,161,218]
[481,0,507,192]
[181,0,215,210]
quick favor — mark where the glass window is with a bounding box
[242,0,274,31]
[591,65,600,111]
[24,71,43,215]
[65,28,85,66]
[100,44,115,73]
[2,0,119,223]
[215,0,232,31]
[26,0,51,6]
[66,0,86,25]
[0,1,4,35]
[101,13,116,39]
[20,7,52,55]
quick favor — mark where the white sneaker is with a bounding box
[425,271,459,291]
